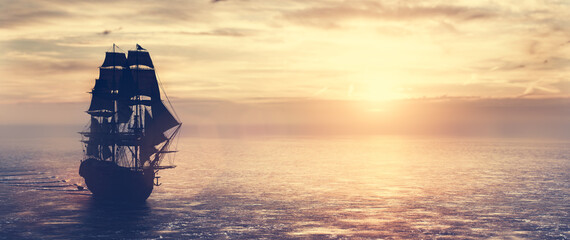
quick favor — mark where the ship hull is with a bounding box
[79,158,155,202]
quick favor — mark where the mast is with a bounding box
[135,45,140,170]
[111,43,116,164]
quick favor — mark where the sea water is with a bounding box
[0,135,568,239]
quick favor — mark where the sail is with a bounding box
[89,117,100,133]
[101,52,127,67]
[127,50,154,68]
[118,67,136,100]
[144,111,168,146]
[100,118,111,134]
[117,100,133,123]
[89,68,122,112]
[151,101,179,133]
[96,68,124,91]
[140,111,159,163]
[85,117,100,157]
[86,117,111,159]
[101,145,113,160]
[140,145,157,162]
[88,94,113,113]
[93,78,111,92]
[131,69,160,99]
[86,143,99,157]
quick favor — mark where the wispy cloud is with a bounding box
[519,79,564,98]
[282,1,496,29]
[0,0,212,30]
[98,27,122,36]
[0,0,71,29]
[179,28,257,37]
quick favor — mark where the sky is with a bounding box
[0,0,569,137]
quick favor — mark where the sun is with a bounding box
[350,73,410,102]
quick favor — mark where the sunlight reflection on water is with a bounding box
[0,136,569,239]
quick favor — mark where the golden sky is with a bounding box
[0,0,569,137]
[1,0,569,103]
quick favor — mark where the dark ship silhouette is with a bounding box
[79,44,181,202]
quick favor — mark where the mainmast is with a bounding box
[135,46,140,170]
[111,43,117,164]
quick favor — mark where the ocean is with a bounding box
[0,135,568,239]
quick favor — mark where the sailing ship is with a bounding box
[79,44,181,202]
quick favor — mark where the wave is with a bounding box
[0,169,88,195]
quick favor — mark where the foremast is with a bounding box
[82,44,181,172]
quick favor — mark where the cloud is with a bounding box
[0,0,78,29]
[180,28,256,37]
[0,0,211,30]
[282,1,496,29]
[534,57,570,71]
[1,0,569,105]
[518,80,564,98]
[470,57,570,76]
[137,4,200,23]
[0,8,71,29]
[0,38,98,103]
[98,27,122,36]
